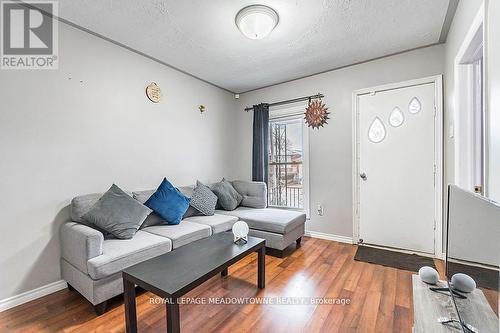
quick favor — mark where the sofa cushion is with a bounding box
[211,179,243,211]
[142,221,211,249]
[82,184,152,239]
[145,178,190,225]
[216,207,306,234]
[231,181,267,209]
[183,214,238,234]
[87,230,172,280]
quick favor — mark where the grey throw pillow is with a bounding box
[210,178,243,211]
[191,181,218,216]
[83,184,152,239]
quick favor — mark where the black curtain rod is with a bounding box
[244,93,324,112]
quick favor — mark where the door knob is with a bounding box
[360,173,367,181]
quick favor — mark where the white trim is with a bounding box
[448,258,500,271]
[305,230,353,244]
[453,4,486,194]
[352,75,444,257]
[302,119,311,219]
[0,280,67,312]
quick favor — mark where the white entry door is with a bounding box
[357,79,440,254]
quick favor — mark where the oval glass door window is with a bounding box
[368,117,386,143]
[389,107,405,127]
[408,97,422,114]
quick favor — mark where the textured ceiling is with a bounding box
[56,0,452,93]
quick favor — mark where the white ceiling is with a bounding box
[57,0,452,93]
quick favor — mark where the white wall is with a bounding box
[486,0,500,202]
[234,45,445,238]
[0,22,237,301]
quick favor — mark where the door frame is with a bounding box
[453,3,486,194]
[352,75,444,258]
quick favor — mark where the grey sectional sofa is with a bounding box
[60,180,306,314]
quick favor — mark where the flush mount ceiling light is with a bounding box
[235,5,279,40]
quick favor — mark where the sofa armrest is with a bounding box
[60,222,103,274]
[232,180,267,209]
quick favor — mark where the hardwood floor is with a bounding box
[0,237,497,332]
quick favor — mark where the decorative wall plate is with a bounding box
[304,99,330,129]
[146,82,161,103]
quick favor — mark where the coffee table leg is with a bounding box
[257,246,265,289]
[166,298,180,333]
[123,277,137,333]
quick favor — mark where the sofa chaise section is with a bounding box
[216,206,305,234]
[220,181,307,257]
[216,206,306,257]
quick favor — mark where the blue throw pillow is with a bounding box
[145,178,190,225]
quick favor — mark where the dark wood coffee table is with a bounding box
[122,232,266,333]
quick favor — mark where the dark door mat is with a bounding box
[448,262,499,291]
[354,246,436,272]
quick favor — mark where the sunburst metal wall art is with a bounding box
[304,97,330,129]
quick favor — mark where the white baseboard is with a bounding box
[305,230,353,244]
[0,280,67,312]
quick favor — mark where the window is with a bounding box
[267,108,309,212]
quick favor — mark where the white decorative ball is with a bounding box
[418,266,439,285]
[451,273,476,293]
[232,221,249,238]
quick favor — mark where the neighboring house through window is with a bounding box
[268,104,310,215]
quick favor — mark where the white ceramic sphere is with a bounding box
[418,266,439,285]
[232,221,249,238]
[451,273,476,293]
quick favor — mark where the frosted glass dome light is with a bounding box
[236,5,279,40]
